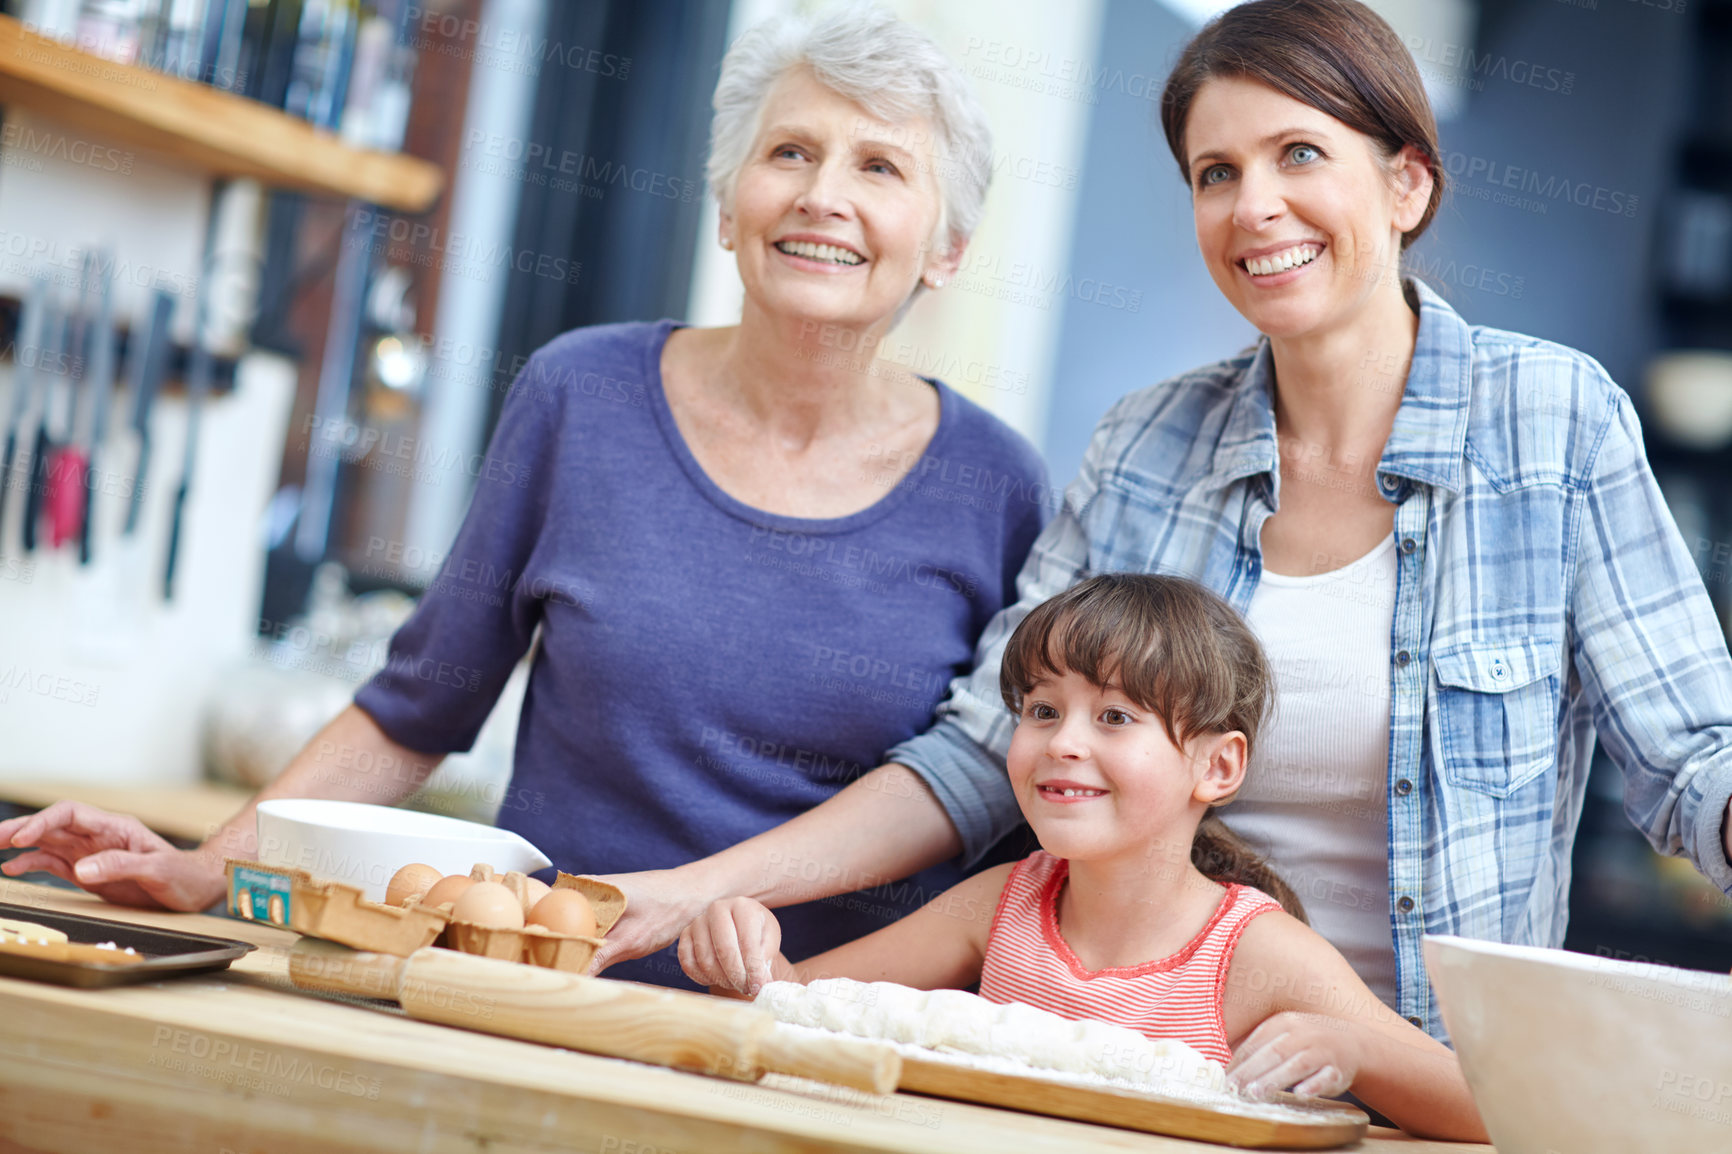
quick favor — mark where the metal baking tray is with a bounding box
[0,901,255,988]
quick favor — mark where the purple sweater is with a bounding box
[356,320,1048,986]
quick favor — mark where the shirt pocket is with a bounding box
[1431,637,1561,797]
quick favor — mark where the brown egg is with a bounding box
[385,863,443,908]
[421,874,476,910]
[528,888,598,937]
[452,881,526,929]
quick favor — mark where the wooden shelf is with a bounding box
[0,15,443,213]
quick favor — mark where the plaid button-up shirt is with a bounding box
[891,279,1732,1038]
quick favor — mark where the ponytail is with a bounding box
[1191,816,1308,923]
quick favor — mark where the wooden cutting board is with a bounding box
[292,940,1365,1149]
[897,1052,1367,1149]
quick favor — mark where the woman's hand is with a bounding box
[1226,1011,1364,1100]
[0,801,227,911]
[677,896,788,996]
[584,867,717,976]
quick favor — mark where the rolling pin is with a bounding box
[289,939,900,1095]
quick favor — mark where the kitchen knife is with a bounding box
[0,278,49,554]
[161,309,210,601]
[77,253,119,565]
[122,291,175,538]
[164,187,229,602]
[46,251,100,551]
[20,307,69,555]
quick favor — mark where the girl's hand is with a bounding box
[0,802,227,911]
[1226,1011,1363,1100]
[677,896,786,996]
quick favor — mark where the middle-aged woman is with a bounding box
[0,7,1049,988]
[608,0,1732,1046]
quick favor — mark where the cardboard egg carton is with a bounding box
[225,860,449,956]
[438,866,625,973]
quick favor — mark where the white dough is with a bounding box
[752,979,1226,1095]
[855,983,931,1044]
[919,988,998,1053]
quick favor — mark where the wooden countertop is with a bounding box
[0,781,252,843]
[0,881,1494,1154]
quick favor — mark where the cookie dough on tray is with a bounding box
[0,916,70,945]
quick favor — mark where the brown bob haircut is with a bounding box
[1159,0,1445,249]
[999,573,1306,919]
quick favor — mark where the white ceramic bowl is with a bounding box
[1426,934,1732,1153]
[255,799,553,902]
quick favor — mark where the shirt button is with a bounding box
[1407,1016,1424,1029]
[1398,896,1416,913]
[1491,660,1508,680]
[1395,650,1412,667]
[1381,474,1399,491]
[1400,537,1417,555]
[1396,778,1414,796]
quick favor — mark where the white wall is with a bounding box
[0,109,293,785]
[0,351,296,784]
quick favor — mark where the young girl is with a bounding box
[680,574,1486,1141]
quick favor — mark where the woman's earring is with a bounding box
[721,236,734,250]
[926,274,945,289]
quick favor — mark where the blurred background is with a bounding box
[0,0,1727,974]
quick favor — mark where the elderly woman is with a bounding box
[611,0,1732,1052]
[0,8,1046,988]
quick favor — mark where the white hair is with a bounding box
[706,4,994,253]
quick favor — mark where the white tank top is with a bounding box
[1226,535,1400,1010]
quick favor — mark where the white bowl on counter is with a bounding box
[1426,934,1732,1153]
[255,799,553,902]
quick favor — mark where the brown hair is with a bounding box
[1159,0,1443,249]
[1000,574,1306,920]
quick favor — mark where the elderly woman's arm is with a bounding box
[1,352,561,910]
[1570,391,1732,890]
[0,705,441,910]
[591,762,959,974]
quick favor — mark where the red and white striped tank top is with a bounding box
[978,851,1283,1066]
